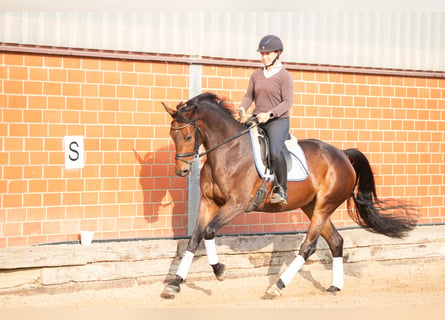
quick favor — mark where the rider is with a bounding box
[239,35,294,204]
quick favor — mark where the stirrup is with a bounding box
[270,186,287,204]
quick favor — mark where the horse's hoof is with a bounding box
[160,283,180,299]
[215,264,227,281]
[326,285,341,293]
[264,284,282,299]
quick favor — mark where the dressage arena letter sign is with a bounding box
[64,136,85,169]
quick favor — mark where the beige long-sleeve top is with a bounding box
[239,67,294,118]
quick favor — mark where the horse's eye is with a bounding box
[185,136,193,142]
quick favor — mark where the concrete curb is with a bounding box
[0,225,444,294]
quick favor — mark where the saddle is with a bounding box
[245,125,309,211]
[249,126,309,182]
[256,126,292,175]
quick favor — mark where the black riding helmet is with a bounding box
[257,35,284,53]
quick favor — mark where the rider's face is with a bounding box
[260,51,278,67]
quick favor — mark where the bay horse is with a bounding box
[161,92,417,299]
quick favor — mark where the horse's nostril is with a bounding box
[176,168,190,177]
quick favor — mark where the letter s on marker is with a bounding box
[69,141,80,161]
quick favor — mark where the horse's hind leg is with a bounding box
[266,215,326,297]
[266,199,343,297]
[300,198,345,292]
[320,220,344,292]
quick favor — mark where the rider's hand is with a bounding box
[237,107,247,123]
[256,112,273,123]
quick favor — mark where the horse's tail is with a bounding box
[343,148,418,238]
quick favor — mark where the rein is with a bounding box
[171,118,257,165]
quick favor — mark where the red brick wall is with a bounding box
[1,51,444,248]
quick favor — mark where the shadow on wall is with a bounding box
[134,143,189,284]
[134,145,187,239]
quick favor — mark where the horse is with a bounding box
[160,92,417,299]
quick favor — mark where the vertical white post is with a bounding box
[187,63,202,236]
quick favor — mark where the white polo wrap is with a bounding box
[332,256,344,289]
[176,250,194,280]
[204,239,219,265]
[280,255,305,286]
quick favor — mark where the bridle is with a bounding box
[170,105,257,165]
[170,120,205,165]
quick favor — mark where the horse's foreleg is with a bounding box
[204,238,227,281]
[201,220,229,281]
[161,195,219,299]
[161,229,203,299]
[164,216,231,293]
[202,202,246,281]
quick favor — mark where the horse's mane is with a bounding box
[179,92,235,118]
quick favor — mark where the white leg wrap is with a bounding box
[176,250,194,280]
[204,239,219,265]
[280,255,305,286]
[332,257,344,289]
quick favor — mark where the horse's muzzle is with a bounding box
[175,167,191,177]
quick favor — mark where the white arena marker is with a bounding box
[64,136,85,169]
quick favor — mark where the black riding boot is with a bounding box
[270,151,288,204]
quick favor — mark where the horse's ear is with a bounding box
[162,102,177,119]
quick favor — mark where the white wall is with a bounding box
[1,10,444,71]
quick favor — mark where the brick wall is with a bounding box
[1,51,444,248]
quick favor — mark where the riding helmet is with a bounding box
[257,35,284,53]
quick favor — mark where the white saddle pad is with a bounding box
[249,126,309,182]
